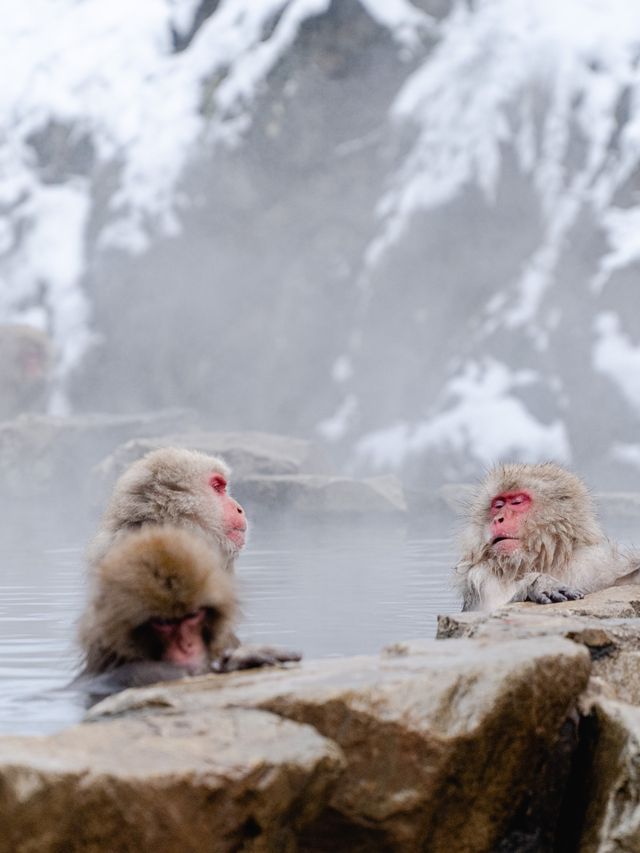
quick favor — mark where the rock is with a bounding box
[88,636,589,852]
[0,707,344,853]
[91,431,404,518]
[93,430,330,482]
[0,410,196,499]
[437,585,640,638]
[233,473,407,517]
[576,697,640,852]
[437,585,640,705]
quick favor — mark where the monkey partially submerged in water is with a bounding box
[88,447,247,572]
[76,525,300,700]
[76,448,301,698]
[455,462,640,611]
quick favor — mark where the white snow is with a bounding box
[317,395,358,442]
[611,443,640,472]
[369,0,640,319]
[3,0,640,474]
[356,359,571,470]
[593,312,640,412]
[0,0,429,404]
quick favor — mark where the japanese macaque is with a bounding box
[76,526,300,699]
[0,324,52,420]
[89,447,247,573]
[79,447,300,690]
[78,526,235,682]
[455,462,640,611]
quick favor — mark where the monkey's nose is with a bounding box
[237,506,243,514]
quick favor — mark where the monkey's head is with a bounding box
[102,447,248,566]
[81,526,236,674]
[0,324,51,374]
[465,462,603,573]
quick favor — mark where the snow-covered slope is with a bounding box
[2,0,640,485]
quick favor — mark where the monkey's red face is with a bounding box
[149,608,209,671]
[210,474,247,550]
[488,491,532,553]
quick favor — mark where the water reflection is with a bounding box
[0,523,457,735]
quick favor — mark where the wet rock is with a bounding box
[89,636,589,852]
[437,585,640,639]
[576,698,640,852]
[0,707,344,853]
[437,585,640,705]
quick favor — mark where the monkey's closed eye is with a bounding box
[150,617,175,627]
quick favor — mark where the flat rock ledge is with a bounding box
[438,584,640,852]
[5,587,640,851]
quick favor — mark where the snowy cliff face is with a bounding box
[3,0,640,488]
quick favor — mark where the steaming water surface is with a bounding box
[0,523,457,735]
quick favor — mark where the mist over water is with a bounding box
[0,521,456,735]
[2,1,640,489]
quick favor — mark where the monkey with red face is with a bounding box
[77,526,236,697]
[455,462,640,611]
[88,447,247,573]
[78,447,300,689]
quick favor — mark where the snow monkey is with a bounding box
[0,323,52,420]
[88,447,247,573]
[455,462,640,611]
[78,448,301,692]
[77,526,236,693]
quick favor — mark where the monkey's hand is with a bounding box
[211,644,302,673]
[515,573,585,605]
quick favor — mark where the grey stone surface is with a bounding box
[0,706,344,853]
[437,585,640,705]
[87,636,589,852]
[578,698,640,853]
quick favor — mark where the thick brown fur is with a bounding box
[78,525,236,675]
[455,462,640,610]
[89,447,239,573]
[78,449,301,690]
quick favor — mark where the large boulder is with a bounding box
[577,697,640,853]
[437,586,640,705]
[87,636,590,852]
[0,706,344,853]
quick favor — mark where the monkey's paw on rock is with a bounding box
[212,644,303,672]
[523,575,585,604]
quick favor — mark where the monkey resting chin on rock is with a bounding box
[454,462,640,611]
